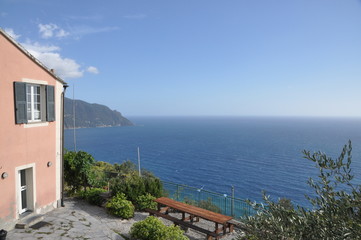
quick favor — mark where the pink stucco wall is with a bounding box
[0,33,60,221]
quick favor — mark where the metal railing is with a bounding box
[161,181,256,219]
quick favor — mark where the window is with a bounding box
[26,84,41,122]
[14,82,55,124]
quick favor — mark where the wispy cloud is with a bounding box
[68,25,119,39]
[38,23,70,39]
[123,14,147,20]
[1,12,8,17]
[4,28,21,40]
[86,66,99,74]
[66,14,103,21]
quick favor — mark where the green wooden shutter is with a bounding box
[14,82,28,124]
[46,85,55,122]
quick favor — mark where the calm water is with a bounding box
[65,116,361,207]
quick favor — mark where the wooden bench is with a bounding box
[154,197,234,237]
[146,208,219,240]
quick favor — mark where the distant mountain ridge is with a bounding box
[64,98,133,129]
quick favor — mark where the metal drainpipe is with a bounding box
[61,84,68,207]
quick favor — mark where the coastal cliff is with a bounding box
[64,98,133,129]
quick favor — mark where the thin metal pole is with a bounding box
[137,147,141,177]
[61,84,68,207]
[231,185,235,217]
[176,184,180,201]
[72,83,77,152]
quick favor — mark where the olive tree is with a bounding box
[239,141,361,240]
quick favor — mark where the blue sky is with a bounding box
[1,0,361,117]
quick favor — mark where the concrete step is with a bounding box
[15,213,44,229]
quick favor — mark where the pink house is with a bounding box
[0,29,67,230]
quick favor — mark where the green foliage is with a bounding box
[106,193,134,219]
[184,197,221,213]
[110,172,145,202]
[130,216,189,240]
[142,171,163,197]
[165,225,189,240]
[136,193,157,211]
[89,161,116,188]
[277,198,294,210]
[198,199,222,213]
[109,163,163,203]
[64,150,95,192]
[81,188,107,206]
[239,141,361,240]
[114,160,137,174]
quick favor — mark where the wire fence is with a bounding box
[161,181,256,219]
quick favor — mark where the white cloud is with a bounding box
[4,28,21,40]
[87,66,99,74]
[22,40,60,53]
[56,28,70,38]
[36,52,83,78]
[22,40,83,79]
[38,23,69,39]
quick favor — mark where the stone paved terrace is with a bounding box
[7,197,240,240]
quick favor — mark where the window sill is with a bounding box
[23,122,49,128]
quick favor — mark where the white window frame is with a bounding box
[26,84,42,122]
[22,78,48,124]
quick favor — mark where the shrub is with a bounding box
[89,161,115,188]
[130,216,189,240]
[106,193,134,219]
[64,151,95,193]
[82,188,107,206]
[165,225,189,240]
[110,171,162,203]
[136,193,157,211]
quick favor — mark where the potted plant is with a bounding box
[0,229,7,240]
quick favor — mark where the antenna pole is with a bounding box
[137,147,141,177]
[73,83,77,152]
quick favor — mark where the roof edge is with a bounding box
[0,28,67,85]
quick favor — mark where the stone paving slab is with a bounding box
[7,198,125,240]
[7,197,239,240]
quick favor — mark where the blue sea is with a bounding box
[64,116,361,208]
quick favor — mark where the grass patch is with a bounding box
[36,231,52,235]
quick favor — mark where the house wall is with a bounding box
[0,32,62,230]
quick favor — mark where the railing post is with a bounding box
[176,184,180,201]
[198,189,201,203]
[231,185,235,217]
[223,194,227,215]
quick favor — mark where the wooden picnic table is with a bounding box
[149,197,234,240]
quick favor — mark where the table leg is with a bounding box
[215,222,219,233]
[229,223,234,233]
